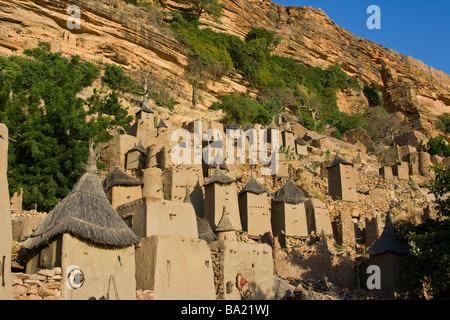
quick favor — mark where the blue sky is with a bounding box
[272,0,450,75]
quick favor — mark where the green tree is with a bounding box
[211,93,273,126]
[0,45,132,211]
[396,165,450,299]
[174,0,224,21]
[363,82,383,107]
[436,113,450,134]
[423,136,450,157]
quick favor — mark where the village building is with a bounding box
[304,198,333,237]
[125,144,147,171]
[214,206,237,241]
[141,167,164,199]
[156,118,168,134]
[135,235,216,300]
[270,175,308,238]
[379,166,394,180]
[327,154,357,202]
[281,129,296,154]
[20,148,140,300]
[368,213,411,299]
[116,196,198,239]
[161,164,204,203]
[203,167,242,232]
[209,240,275,300]
[365,212,384,247]
[238,174,271,238]
[294,136,308,156]
[275,152,290,178]
[0,123,12,299]
[102,163,143,210]
[392,161,409,181]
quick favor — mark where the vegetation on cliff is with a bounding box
[0,43,133,211]
[170,11,368,134]
[396,165,450,299]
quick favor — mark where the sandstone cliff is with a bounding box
[1,0,449,133]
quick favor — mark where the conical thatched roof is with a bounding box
[156,118,167,128]
[203,166,235,186]
[242,123,252,131]
[238,174,266,195]
[127,143,147,155]
[368,213,410,255]
[102,163,142,192]
[327,153,353,168]
[230,121,240,130]
[136,105,154,114]
[270,174,306,204]
[197,216,218,242]
[215,207,235,232]
[295,137,307,146]
[22,147,140,250]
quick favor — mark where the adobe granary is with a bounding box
[304,198,333,237]
[392,161,409,181]
[135,235,216,300]
[214,206,237,241]
[367,213,411,299]
[203,167,242,231]
[125,143,147,171]
[281,128,296,154]
[238,173,271,238]
[270,174,308,238]
[294,136,308,156]
[102,163,142,209]
[116,196,198,239]
[379,166,394,180]
[20,145,140,300]
[0,123,12,299]
[327,153,357,202]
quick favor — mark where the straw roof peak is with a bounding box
[270,175,307,204]
[22,152,140,251]
[215,206,235,232]
[327,153,353,168]
[102,164,142,192]
[368,213,410,255]
[238,173,266,195]
[203,166,235,186]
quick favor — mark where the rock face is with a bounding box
[0,0,449,131]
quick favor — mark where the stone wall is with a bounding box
[210,246,225,300]
[12,268,62,300]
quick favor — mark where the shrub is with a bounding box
[102,63,136,92]
[330,129,342,140]
[423,136,450,157]
[363,82,383,107]
[0,46,131,211]
[396,166,450,299]
[436,113,450,134]
[211,93,273,126]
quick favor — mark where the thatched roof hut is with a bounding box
[327,153,353,168]
[156,119,168,129]
[238,174,266,195]
[368,213,410,255]
[203,167,236,186]
[127,144,147,156]
[23,150,140,251]
[102,163,142,192]
[270,174,307,204]
[215,207,235,233]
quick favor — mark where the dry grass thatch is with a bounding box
[22,159,140,250]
